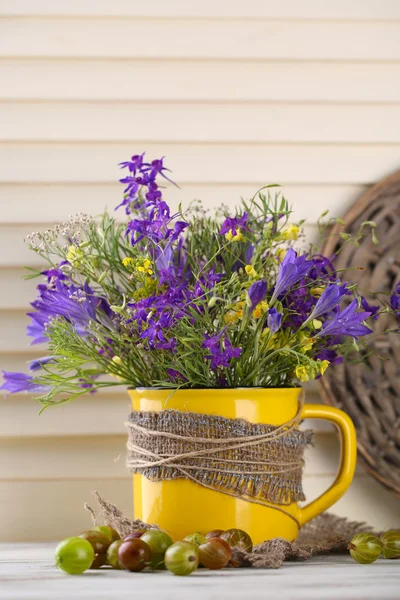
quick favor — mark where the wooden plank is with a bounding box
[0,479,132,542]
[0,182,364,224]
[2,60,400,102]
[0,551,399,600]
[0,432,342,480]
[1,18,400,60]
[2,102,400,143]
[0,268,38,309]
[0,143,398,185]
[0,389,131,437]
[2,0,400,20]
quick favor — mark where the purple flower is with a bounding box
[0,372,51,396]
[307,254,337,282]
[267,308,282,333]
[27,281,112,344]
[142,157,177,186]
[119,153,145,174]
[248,280,267,309]
[316,300,372,339]
[140,312,177,351]
[316,348,343,365]
[360,297,380,321]
[168,221,189,243]
[202,331,241,369]
[390,283,400,314]
[308,281,349,321]
[271,249,313,303]
[167,368,187,382]
[28,356,56,371]
[220,212,249,237]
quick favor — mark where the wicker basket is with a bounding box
[319,169,400,498]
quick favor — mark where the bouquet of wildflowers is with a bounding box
[2,153,399,409]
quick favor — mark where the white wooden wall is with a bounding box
[0,1,399,541]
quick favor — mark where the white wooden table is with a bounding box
[0,544,398,599]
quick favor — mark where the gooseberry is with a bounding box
[90,552,107,569]
[220,528,253,552]
[347,533,382,564]
[118,539,152,572]
[93,525,120,542]
[183,532,207,547]
[140,530,173,570]
[380,530,400,559]
[205,529,224,539]
[79,530,111,554]
[124,530,147,541]
[55,536,94,575]
[164,541,199,576]
[106,539,124,569]
[199,538,232,570]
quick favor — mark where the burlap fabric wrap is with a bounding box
[125,408,312,513]
[93,492,380,569]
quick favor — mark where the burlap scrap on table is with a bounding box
[93,492,378,569]
[126,409,312,506]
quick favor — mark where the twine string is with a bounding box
[126,394,309,527]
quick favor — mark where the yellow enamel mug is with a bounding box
[129,388,357,544]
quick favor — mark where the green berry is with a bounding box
[183,532,206,547]
[380,531,400,559]
[140,530,173,569]
[164,541,199,576]
[347,533,382,564]
[55,537,94,575]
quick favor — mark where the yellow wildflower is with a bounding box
[318,360,330,376]
[281,225,300,241]
[122,257,135,268]
[298,332,314,353]
[137,259,154,275]
[225,228,245,242]
[245,264,258,278]
[276,248,287,262]
[295,365,310,382]
[224,301,244,324]
[310,286,325,297]
[312,319,323,330]
[253,301,269,319]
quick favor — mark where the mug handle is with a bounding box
[298,404,357,527]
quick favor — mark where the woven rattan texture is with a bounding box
[126,409,312,505]
[320,169,400,497]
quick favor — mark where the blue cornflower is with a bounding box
[267,307,282,333]
[271,249,313,303]
[316,300,372,339]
